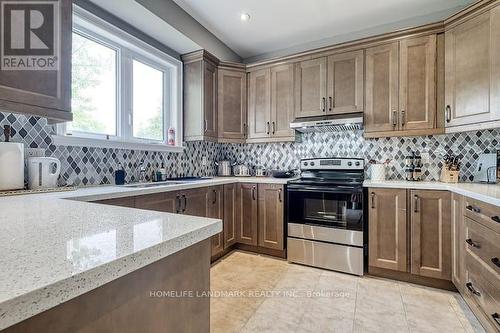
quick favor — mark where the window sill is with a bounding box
[52,135,185,153]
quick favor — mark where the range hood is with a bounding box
[290,113,363,133]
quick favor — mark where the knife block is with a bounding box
[440,167,459,183]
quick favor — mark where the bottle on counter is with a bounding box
[114,163,126,185]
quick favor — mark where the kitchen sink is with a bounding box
[123,181,186,188]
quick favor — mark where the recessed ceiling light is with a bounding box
[240,13,250,22]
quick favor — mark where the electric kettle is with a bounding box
[28,157,61,189]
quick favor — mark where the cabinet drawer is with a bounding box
[465,253,500,330]
[464,197,500,233]
[465,217,500,277]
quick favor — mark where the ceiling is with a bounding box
[87,0,201,56]
[172,0,474,60]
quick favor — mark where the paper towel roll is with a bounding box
[0,142,24,190]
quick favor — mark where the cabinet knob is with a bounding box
[465,282,481,296]
[465,238,480,249]
[370,192,375,209]
[413,195,419,213]
[492,313,500,326]
[491,257,500,268]
[278,188,282,202]
[491,216,500,223]
[392,110,398,127]
[445,105,451,123]
[329,97,333,111]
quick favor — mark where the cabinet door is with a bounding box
[208,186,224,258]
[236,183,258,246]
[247,69,271,139]
[365,42,399,133]
[218,69,247,141]
[327,50,364,115]
[257,184,284,250]
[294,57,327,118]
[270,64,295,138]
[223,183,237,248]
[134,192,178,213]
[0,0,72,122]
[451,193,466,291]
[368,188,407,272]
[182,187,209,217]
[410,190,451,280]
[203,61,218,138]
[399,35,437,131]
[445,11,497,127]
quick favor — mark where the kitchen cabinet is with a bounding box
[326,50,364,115]
[247,64,295,142]
[294,51,364,118]
[364,35,440,137]
[182,50,218,141]
[451,193,466,292]
[257,184,284,250]
[0,0,72,122]
[217,65,247,142]
[247,69,271,140]
[223,183,237,248]
[134,192,179,213]
[294,58,327,118]
[180,187,209,217]
[236,183,258,246]
[410,190,451,280]
[208,186,224,258]
[368,188,408,272]
[445,4,500,132]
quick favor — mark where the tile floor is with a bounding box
[210,251,485,333]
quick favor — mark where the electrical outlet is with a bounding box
[201,157,208,166]
[25,148,45,158]
[420,152,430,164]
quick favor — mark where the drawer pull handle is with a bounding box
[466,205,473,211]
[493,313,500,326]
[492,216,500,223]
[465,205,481,213]
[492,257,500,268]
[465,238,480,248]
[465,282,481,296]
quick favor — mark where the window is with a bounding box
[56,6,183,151]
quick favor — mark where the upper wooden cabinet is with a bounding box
[445,4,500,132]
[294,57,327,118]
[218,65,247,142]
[410,190,451,280]
[295,50,364,118]
[182,51,218,141]
[368,188,408,272]
[0,0,72,122]
[327,50,364,115]
[247,64,295,142]
[365,35,439,137]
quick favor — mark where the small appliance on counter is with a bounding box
[0,125,24,191]
[233,164,250,177]
[472,153,497,183]
[27,157,61,189]
[215,160,234,176]
[255,167,267,177]
[271,169,297,178]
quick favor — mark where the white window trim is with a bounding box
[55,5,184,153]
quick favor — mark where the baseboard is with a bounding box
[368,266,457,291]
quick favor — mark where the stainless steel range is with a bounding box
[286,157,367,276]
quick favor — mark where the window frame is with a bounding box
[55,5,183,152]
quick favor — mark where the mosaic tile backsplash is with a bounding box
[1,111,499,186]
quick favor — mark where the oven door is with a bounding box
[286,185,363,231]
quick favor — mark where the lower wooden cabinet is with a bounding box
[208,186,224,258]
[410,190,451,280]
[223,184,237,248]
[181,187,209,217]
[368,188,452,281]
[257,184,284,250]
[236,183,259,246]
[451,193,466,291]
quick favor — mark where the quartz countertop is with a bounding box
[364,180,500,207]
[0,176,294,330]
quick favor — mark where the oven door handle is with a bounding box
[287,186,362,194]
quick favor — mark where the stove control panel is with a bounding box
[301,158,364,170]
